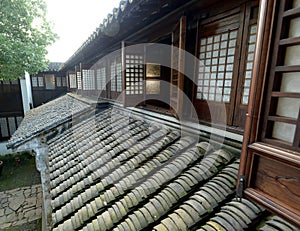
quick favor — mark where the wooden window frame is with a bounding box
[192,3,259,129]
[238,0,300,227]
[260,0,300,152]
[170,16,186,118]
[122,41,146,107]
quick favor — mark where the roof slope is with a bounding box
[7,94,91,149]
[46,107,298,231]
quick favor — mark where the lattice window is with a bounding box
[8,117,16,135]
[45,75,55,90]
[116,63,122,92]
[197,29,238,103]
[242,24,257,104]
[32,77,38,87]
[96,67,106,90]
[77,71,82,89]
[0,118,9,137]
[69,74,77,88]
[56,77,62,87]
[262,0,300,150]
[82,70,95,90]
[111,62,116,91]
[125,54,144,95]
[38,77,44,87]
[62,77,67,87]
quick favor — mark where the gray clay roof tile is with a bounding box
[9,94,297,230]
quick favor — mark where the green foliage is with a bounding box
[0,0,57,80]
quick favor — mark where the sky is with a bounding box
[45,0,121,63]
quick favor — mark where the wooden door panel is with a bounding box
[194,12,242,125]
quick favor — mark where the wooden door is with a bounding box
[122,41,146,107]
[170,16,186,118]
[239,0,300,227]
[194,6,244,125]
[193,3,259,128]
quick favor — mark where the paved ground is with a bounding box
[0,184,42,229]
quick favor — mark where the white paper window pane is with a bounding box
[38,77,44,87]
[69,74,77,88]
[218,65,225,71]
[226,72,233,78]
[221,42,227,49]
[205,59,211,65]
[244,79,251,87]
[211,66,217,72]
[207,37,213,44]
[45,75,55,90]
[213,51,219,57]
[77,72,82,89]
[251,25,257,33]
[226,64,233,71]
[217,73,224,79]
[214,35,221,42]
[213,43,220,50]
[212,58,218,65]
[228,48,235,55]
[225,80,232,86]
[32,77,38,87]
[221,33,228,40]
[224,88,231,94]
[230,31,237,39]
[56,77,62,87]
[223,95,230,102]
[229,39,236,47]
[220,49,227,56]
[206,52,212,58]
[216,94,222,101]
[272,122,296,143]
[246,62,253,70]
[62,77,67,87]
[242,96,249,104]
[248,44,255,52]
[219,57,226,64]
[245,71,253,78]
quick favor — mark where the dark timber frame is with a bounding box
[238,0,300,227]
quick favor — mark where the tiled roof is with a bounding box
[45,106,298,231]
[47,62,64,72]
[7,94,92,149]
[62,0,192,70]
